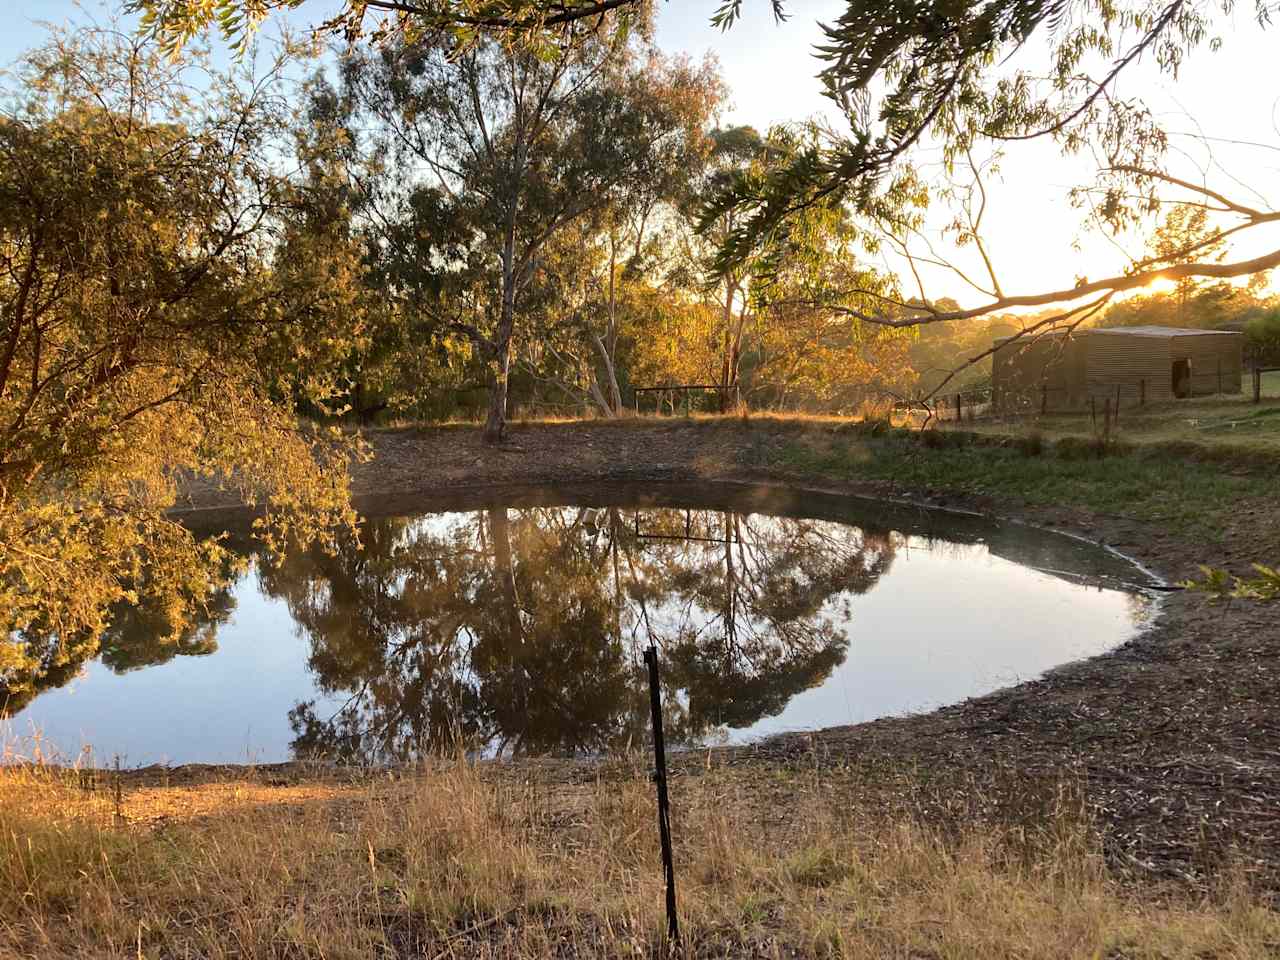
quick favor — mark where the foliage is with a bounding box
[1245,308,1280,367]
[126,0,669,56]
[1183,564,1280,602]
[0,29,358,710]
[1149,207,1227,292]
[1099,283,1273,332]
[902,305,1022,395]
[628,124,911,412]
[128,0,1280,329]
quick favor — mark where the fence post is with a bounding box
[1256,369,1263,404]
[1103,397,1111,442]
[1040,384,1047,415]
[643,645,679,943]
[1139,378,1146,407]
[1115,384,1121,423]
[1091,396,1096,429]
[954,394,962,423]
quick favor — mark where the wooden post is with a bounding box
[1040,383,1047,415]
[954,394,962,423]
[1255,368,1263,404]
[1139,378,1146,407]
[1104,397,1111,442]
[1115,384,1121,421]
[643,646,679,942]
[1090,396,1096,429]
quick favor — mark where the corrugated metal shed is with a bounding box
[1085,332,1175,403]
[992,330,1085,410]
[991,325,1243,409]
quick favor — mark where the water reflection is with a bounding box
[260,507,893,761]
[1,578,235,719]
[2,484,1153,765]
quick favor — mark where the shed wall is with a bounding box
[1171,333,1243,395]
[992,335,1085,410]
[1085,335,1173,403]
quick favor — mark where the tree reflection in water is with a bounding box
[1,576,236,718]
[259,506,895,763]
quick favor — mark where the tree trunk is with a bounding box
[484,234,518,443]
[719,279,739,413]
[488,507,523,645]
[587,376,614,417]
[483,342,511,442]
[604,236,625,414]
[730,318,746,412]
[590,331,623,418]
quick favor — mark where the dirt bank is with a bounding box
[175,417,1280,891]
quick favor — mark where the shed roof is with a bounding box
[994,324,1244,346]
[993,329,1071,345]
[1085,325,1243,338]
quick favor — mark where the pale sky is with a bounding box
[7,0,1279,309]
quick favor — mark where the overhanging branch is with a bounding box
[834,245,1280,327]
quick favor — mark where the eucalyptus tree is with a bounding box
[517,55,723,417]
[0,28,357,707]
[342,20,714,439]
[639,124,903,412]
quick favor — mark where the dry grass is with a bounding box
[370,395,1280,466]
[369,409,867,433]
[2,759,1277,959]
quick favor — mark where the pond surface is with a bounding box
[5,483,1156,766]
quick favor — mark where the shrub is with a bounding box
[1015,431,1045,458]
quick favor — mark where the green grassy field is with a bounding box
[753,414,1277,543]
[939,394,1280,458]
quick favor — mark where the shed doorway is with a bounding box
[1172,358,1192,398]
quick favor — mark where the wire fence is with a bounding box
[431,368,1280,427]
[1253,367,1280,401]
[915,367,1277,424]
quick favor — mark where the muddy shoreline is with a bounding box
[169,419,1280,889]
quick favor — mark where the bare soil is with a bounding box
[174,417,1280,892]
